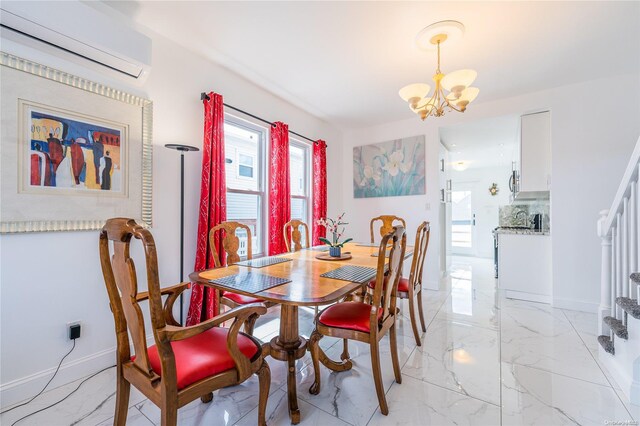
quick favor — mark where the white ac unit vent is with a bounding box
[0,1,151,80]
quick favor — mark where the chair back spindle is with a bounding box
[370,215,406,244]
[408,222,430,289]
[210,222,253,267]
[284,220,310,252]
[371,226,407,323]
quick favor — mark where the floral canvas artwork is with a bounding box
[353,135,426,198]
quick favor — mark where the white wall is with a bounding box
[340,73,640,312]
[451,166,512,258]
[342,126,444,289]
[0,4,342,406]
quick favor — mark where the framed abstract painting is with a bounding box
[0,53,153,233]
[353,135,426,198]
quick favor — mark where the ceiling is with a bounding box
[440,114,519,170]
[103,1,640,129]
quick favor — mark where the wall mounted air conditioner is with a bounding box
[0,1,151,81]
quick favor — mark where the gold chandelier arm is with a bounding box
[443,97,464,112]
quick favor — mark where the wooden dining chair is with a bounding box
[99,218,270,426]
[283,219,310,252]
[368,221,430,346]
[308,226,407,416]
[210,221,277,335]
[370,215,406,243]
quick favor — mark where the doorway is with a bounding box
[440,114,520,269]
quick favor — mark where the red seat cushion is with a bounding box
[318,301,382,333]
[145,327,260,390]
[368,277,410,293]
[223,291,265,305]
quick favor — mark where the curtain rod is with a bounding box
[200,92,323,145]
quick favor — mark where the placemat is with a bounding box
[209,272,291,294]
[235,256,292,268]
[320,265,377,283]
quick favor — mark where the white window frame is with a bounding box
[224,114,268,258]
[289,139,312,226]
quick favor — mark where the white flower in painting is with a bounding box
[383,150,414,176]
[361,165,381,187]
[400,160,413,174]
[383,150,405,176]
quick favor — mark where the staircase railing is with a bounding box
[597,135,640,347]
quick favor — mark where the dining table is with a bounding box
[189,242,414,424]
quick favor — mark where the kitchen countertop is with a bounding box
[494,227,550,236]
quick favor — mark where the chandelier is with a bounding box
[399,21,479,121]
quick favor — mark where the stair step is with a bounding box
[616,297,640,319]
[603,316,628,339]
[630,272,640,284]
[598,335,615,354]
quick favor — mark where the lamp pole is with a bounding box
[165,144,199,325]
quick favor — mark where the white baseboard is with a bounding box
[1,334,154,409]
[632,358,640,407]
[0,346,117,409]
[598,346,635,403]
[552,297,599,313]
[505,290,551,304]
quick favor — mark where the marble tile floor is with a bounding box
[1,257,636,426]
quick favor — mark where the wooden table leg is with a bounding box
[262,305,307,425]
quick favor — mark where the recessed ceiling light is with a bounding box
[452,161,469,171]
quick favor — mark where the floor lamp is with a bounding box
[165,144,199,325]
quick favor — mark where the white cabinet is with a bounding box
[498,233,552,303]
[519,111,551,194]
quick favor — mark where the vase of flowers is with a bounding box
[317,213,352,257]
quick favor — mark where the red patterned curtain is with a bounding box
[186,92,226,325]
[268,122,291,255]
[312,140,327,245]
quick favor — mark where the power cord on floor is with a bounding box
[9,364,115,426]
[1,339,77,416]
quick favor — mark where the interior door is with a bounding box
[451,183,477,256]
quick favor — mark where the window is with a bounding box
[289,141,311,246]
[224,117,266,258]
[238,153,254,178]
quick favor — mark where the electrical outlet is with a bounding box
[67,321,81,340]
